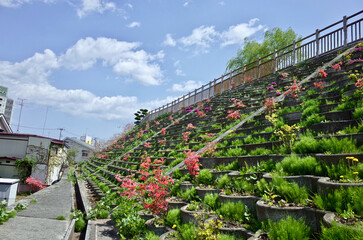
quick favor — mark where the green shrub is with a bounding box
[302,105,320,118]
[219,234,238,240]
[203,193,220,210]
[320,221,363,240]
[56,215,66,220]
[224,148,247,156]
[264,216,311,240]
[165,209,181,228]
[272,177,309,204]
[172,168,183,179]
[314,187,363,217]
[319,137,360,154]
[300,113,325,127]
[353,106,363,119]
[218,202,250,223]
[197,169,214,185]
[232,178,258,195]
[180,223,197,240]
[293,136,320,154]
[177,187,200,202]
[216,174,232,190]
[276,155,322,176]
[249,147,273,155]
[215,160,239,171]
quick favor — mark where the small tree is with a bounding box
[226,27,300,71]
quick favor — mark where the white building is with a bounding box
[0,86,14,124]
[64,137,95,163]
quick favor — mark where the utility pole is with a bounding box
[42,106,49,136]
[57,128,65,140]
[16,98,26,133]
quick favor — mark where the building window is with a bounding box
[82,150,88,157]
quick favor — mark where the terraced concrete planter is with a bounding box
[180,205,209,225]
[219,192,261,214]
[166,198,187,211]
[219,226,255,239]
[315,153,363,166]
[195,186,222,199]
[180,168,189,176]
[138,210,154,221]
[307,120,359,134]
[210,170,232,179]
[263,173,321,192]
[317,177,363,194]
[324,109,353,121]
[159,230,177,240]
[179,181,194,191]
[145,219,170,236]
[237,155,286,168]
[256,200,328,232]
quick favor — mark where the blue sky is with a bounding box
[0,0,361,141]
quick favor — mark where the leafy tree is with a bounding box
[226,27,301,71]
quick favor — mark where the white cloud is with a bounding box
[59,37,164,85]
[219,1,225,6]
[179,25,218,52]
[163,34,177,47]
[127,21,140,28]
[183,0,191,7]
[126,3,132,8]
[174,60,185,76]
[0,0,52,7]
[220,18,264,47]
[165,19,264,54]
[0,38,166,120]
[76,0,116,18]
[169,80,202,92]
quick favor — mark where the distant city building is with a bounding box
[80,135,93,145]
[0,86,14,124]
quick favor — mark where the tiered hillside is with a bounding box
[80,43,363,239]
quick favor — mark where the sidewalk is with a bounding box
[0,173,74,240]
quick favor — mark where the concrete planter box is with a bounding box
[166,198,187,211]
[315,153,363,166]
[180,204,209,225]
[210,170,232,179]
[0,178,19,206]
[145,218,170,236]
[195,186,221,199]
[256,200,328,232]
[138,210,154,221]
[219,225,255,239]
[237,155,286,168]
[219,192,261,214]
[317,177,363,194]
[179,181,194,191]
[159,230,177,240]
[263,173,321,192]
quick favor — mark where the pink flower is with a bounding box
[226,110,240,120]
[318,69,327,78]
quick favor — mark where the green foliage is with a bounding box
[215,148,247,157]
[244,136,267,144]
[231,177,259,195]
[353,106,363,119]
[320,221,363,240]
[215,160,239,171]
[218,202,250,223]
[219,234,239,240]
[14,203,28,212]
[226,27,300,71]
[70,209,86,232]
[56,215,66,220]
[216,174,232,190]
[177,187,200,202]
[264,216,311,240]
[320,137,360,154]
[276,155,322,176]
[249,147,273,155]
[300,113,325,127]
[165,209,181,228]
[314,187,363,217]
[0,200,17,224]
[172,168,183,179]
[15,157,36,182]
[196,169,214,185]
[134,108,148,125]
[179,223,197,240]
[301,105,320,118]
[203,193,220,211]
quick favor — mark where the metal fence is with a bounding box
[143,11,363,122]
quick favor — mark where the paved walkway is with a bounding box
[0,173,74,240]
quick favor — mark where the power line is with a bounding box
[10,123,58,131]
[57,128,65,140]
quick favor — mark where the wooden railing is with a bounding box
[143,11,363,122]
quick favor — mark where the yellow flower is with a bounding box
[353,172,358,175]
[172,224,176,229]
[340,175,344,178]
[353,158,359,162]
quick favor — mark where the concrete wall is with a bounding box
[0,137,28,159]
[0,161,17,178]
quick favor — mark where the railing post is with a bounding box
[315,29,320,57]
[194,89,197,103]
[257,58,260,79]
[209,81,212,98]
[273,49,277,73]
[343,15,348,46]
[292,40,296,65]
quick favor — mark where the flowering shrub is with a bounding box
[268,86,274,90]
[280,72,289,81]
[97,153,109,159]
[184,150,201,178]
[244,76,253,84]
[331,62,342,71]
[169,116,173,121]
[197,111,206,117]
[231,81,236,89]
[204,107,211,111]
[201,143,217,157]
[264,98,275,113]
[349,73,363,92]
[154,120,160,125]
[144,142,151,148]
[174,119,179,124]
[347,59,362,64]
[201,133,216,142]
[318,69,328,78]
[161,128,166,135]
[284,78,301,98]
[158,138,166,146]
[314,81,324,91]
[226,110,240,120]
[187,123,196,130]
[182,131,191,142]
[123,154,131,161]
[206,98,210,103]
[231,98,246,108]
[26,176,44,192]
